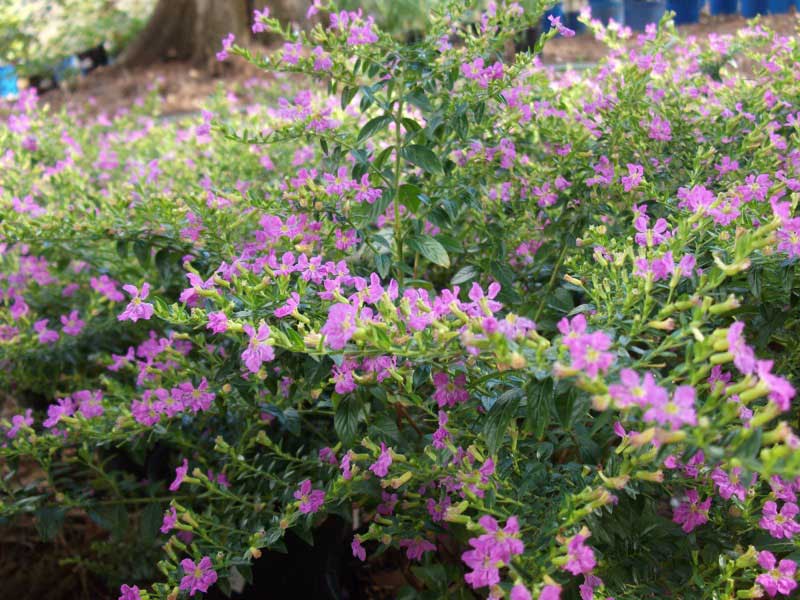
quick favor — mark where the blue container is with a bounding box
[0,65,18,99]
[589,0,626,25]
[709,0,737,14]
[564,11,588,33]
[740,0,767,15]
[625,0,667,30]
[541,3,566,33]
[667,0,701,22]
[768,0,792,12]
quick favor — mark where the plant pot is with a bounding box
[709,0,737,14]
[740,0,768,16]
[667,0,701,23]
[625,0,667,30]
[589,0,626,25]
[0,65,18,99]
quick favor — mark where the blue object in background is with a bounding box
[667,0,701,23]
[589,0,626,25]
[709,0,737,14]
[53,55,80,84]
[767,0,792,12]
[0,65,18,99]
[564,11,588,33]
[541,3,565,33]
[740,0,768,15]
[625,0,667,30]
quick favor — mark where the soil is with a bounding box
[31,12,800,118]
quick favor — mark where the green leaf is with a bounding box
[483,389,523,454]
[341,86,357,110]
[133,239,150,268]
[369,412,401,443]
[408,234,450,268]
[139,502,163,544]
[451,265,479,285]
[525,378,554,439]
[402,144,443,175]
[357,115,393,143]
[397,183,423,213]
[375,253,392,278]
[334,396,361,445]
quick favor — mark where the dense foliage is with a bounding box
[2,2,800,598]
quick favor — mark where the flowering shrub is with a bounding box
[2,2,800,599]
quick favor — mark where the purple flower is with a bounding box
[118,283,154,322]
[462,515,524,589]
[369,443,392,477]
[756,551,797,597]
[160,506,178,534]
[216,33,235,62]
[621,163,644,191]
[241,323,275,373]
[118,584,142,600]
[179,556,218,596]
[206,311,228,333]
[6,409,33,439]
[398,538,436,561]
[608,369,667,408]
[711,467,751,502]
[539,585,561,600]
[321,303,359,350]
[643,385,697,429]
[728,322,756,375]
[252,8,269,33]
[432,410,451,450]
[34,319,59,344]
[510,585,532,600]
[60,310,85,336]
[569,331,614,378]
[274,292,300,318]
[547,15,575,37]
[672,490,711,533]
[563,533,596,575]
[432,372,469,407]
[319,446,338,465]
[294,479,325,514]
[169,459,189,492]
[759,501,800,539]
[351,536,366,561]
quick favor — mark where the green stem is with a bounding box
[393,73,405,287]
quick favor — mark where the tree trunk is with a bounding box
[119,0,249,68]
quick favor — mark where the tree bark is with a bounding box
[119,0,249,68]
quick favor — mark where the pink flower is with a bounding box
[34,319,59,344]
[60,310,85,336]
[252,8,269,33]
[569,330,614,378]
[118,283,154,322]
[672,490,711,533]
[206,311,228,333]
[6,409,33,438]
[621,163,644,191]
[432,410,451,449]
[319,446,337,465]
[160,506,178,534]
[511,585,532,600]
[369,443,392,477]
[216,33,235,62]
[241,323,274,373]
[432,372,469,407]
[173,378,215,413]
[351,536,366,561]
[169,459,189,492]
[643,385,697,429]
[756,360,796,411]
[728,322,756,375]
[399,538,436,560]
[756,551,797,597]
[321,303,359,350]
[563,533,596,575]
[608,369,667,408]
[275,292,300,318]
[539,584,561,600]
[711,467,751,502]
[179,556,218,596]
[759,501,800,539]
[547,14,575,37]
[462,515,525,589]
[294,479,325,514]
[118,584,142,600]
